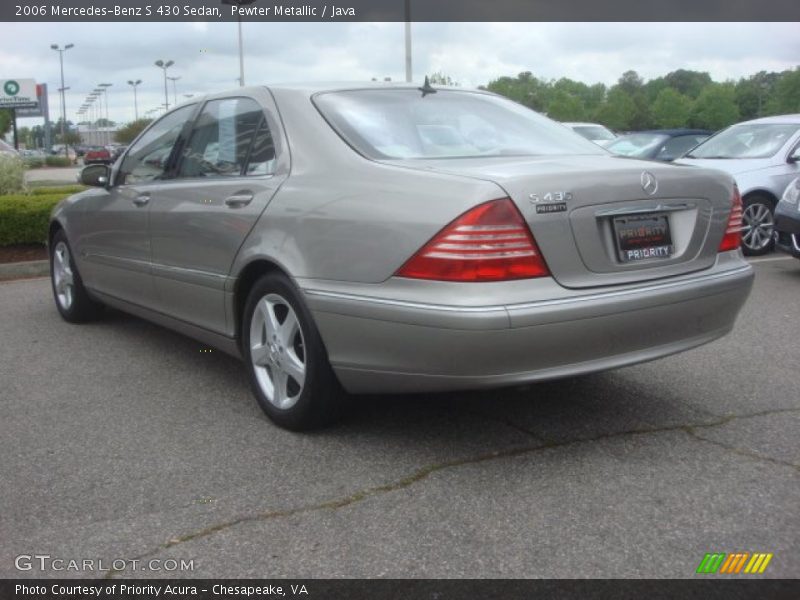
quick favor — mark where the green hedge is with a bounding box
[0,193,68,246]
[29,185,86,196]
[45,156,72,167]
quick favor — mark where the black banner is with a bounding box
[3,0,799,22]
[2,580,799,600]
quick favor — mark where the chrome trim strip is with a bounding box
[793,233,800,253]
[594,202,694,217]
[303,265,752,314]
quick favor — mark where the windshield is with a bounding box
[606,133,669,158]
[314,89,604,160]
[572,125,616,141]
[686,123,799,159]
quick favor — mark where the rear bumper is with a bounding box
[301,253,754,394]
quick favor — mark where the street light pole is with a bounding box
[127,79,142,120]
[154,60,174,111]
[404,0,412,82]
[167,76,181,105]
[99,83,112,145]
[50,43,74,157]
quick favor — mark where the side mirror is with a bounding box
[788,148,800,163]
[79,164,110,187]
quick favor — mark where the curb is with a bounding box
[0,260,50,280]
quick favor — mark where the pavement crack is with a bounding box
[106,406,800,578]
[683,427,800,473]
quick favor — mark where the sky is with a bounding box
[1,21,798,127]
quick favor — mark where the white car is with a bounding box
[562,122,617,147]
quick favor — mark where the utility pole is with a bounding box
[127,79,142,120]
[155,60,174,110]
[51,43,74,157]
[404,0,412,82]
[167,76,181,105]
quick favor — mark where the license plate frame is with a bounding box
[613,213,674,263]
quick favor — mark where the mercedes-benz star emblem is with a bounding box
[641,171,658,196]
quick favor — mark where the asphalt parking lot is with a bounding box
[1,257,798,579]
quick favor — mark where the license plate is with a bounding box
[613,214,673,263]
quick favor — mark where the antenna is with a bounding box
[418,76,437,98]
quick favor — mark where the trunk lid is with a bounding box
[384,155,735,288]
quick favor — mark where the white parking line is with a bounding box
[748,256,795,263]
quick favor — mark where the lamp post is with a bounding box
[50,43,74,157]
[404,0,412,82]
[98,83,112,144]
[127,79,142,120]
[167,76,181,105]
[154,60,174,110]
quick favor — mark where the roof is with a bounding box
[628,129,713,136]
[736,114,800,125]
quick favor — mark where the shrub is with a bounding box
[45,156,72,167]
[29,185,86,196]
[0,193,67,246]
[0,154,26,195]
[23,156,45,169]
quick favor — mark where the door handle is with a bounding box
[224,193,254,208]
[132,193,150,207]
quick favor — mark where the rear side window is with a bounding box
[314,89,603,160]
[118,105,195,185]
[178,97,265,178]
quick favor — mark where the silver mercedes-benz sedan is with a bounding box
[50,83,754,430]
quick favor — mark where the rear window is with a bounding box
[313,89,604,160]
[572,125,616,141]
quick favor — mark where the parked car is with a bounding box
[50,83,753,430]
[111,145,127,161]
[676,115,800,255]
[774,177,800,259]
[83,146,113,165]
[562,122,617,146]
[606,129,712,162]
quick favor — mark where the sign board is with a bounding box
[0,78,38,109]
[16,83,48,118]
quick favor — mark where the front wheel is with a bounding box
[741,195,775,256]
[50,229,104,323]
[242,273,344,431]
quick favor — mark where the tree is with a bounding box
[690,83,739,130]
[594,88,636,131]
[664,69,713,98]
[115,118,153,144]
[765,67,800,115]
[486,72,551,111]
[546,90,586,121]
[0,109,11,137]
[651,88,693,128]
[428,72,458,86]
[617,70,644,97]
[95,118,117,128]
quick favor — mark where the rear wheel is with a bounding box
[50,229,104,322]
[242,273,344,431]
[741,195,775,256]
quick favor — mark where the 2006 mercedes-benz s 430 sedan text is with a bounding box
[49,83,754,430]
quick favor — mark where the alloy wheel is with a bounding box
[249,293,307,410]
[52,241,75,311]
[741,202,774,252]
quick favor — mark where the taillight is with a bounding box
[718,186,743,252]
[396,198,550,282]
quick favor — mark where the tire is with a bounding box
[741,195,775,256]
[50,229,104,322]
[242,272,344,431]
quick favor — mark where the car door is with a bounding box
[148,91,288,334]
[75,104,197,308]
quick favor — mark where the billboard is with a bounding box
[0,78,38,109]
[16,83,48,118]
